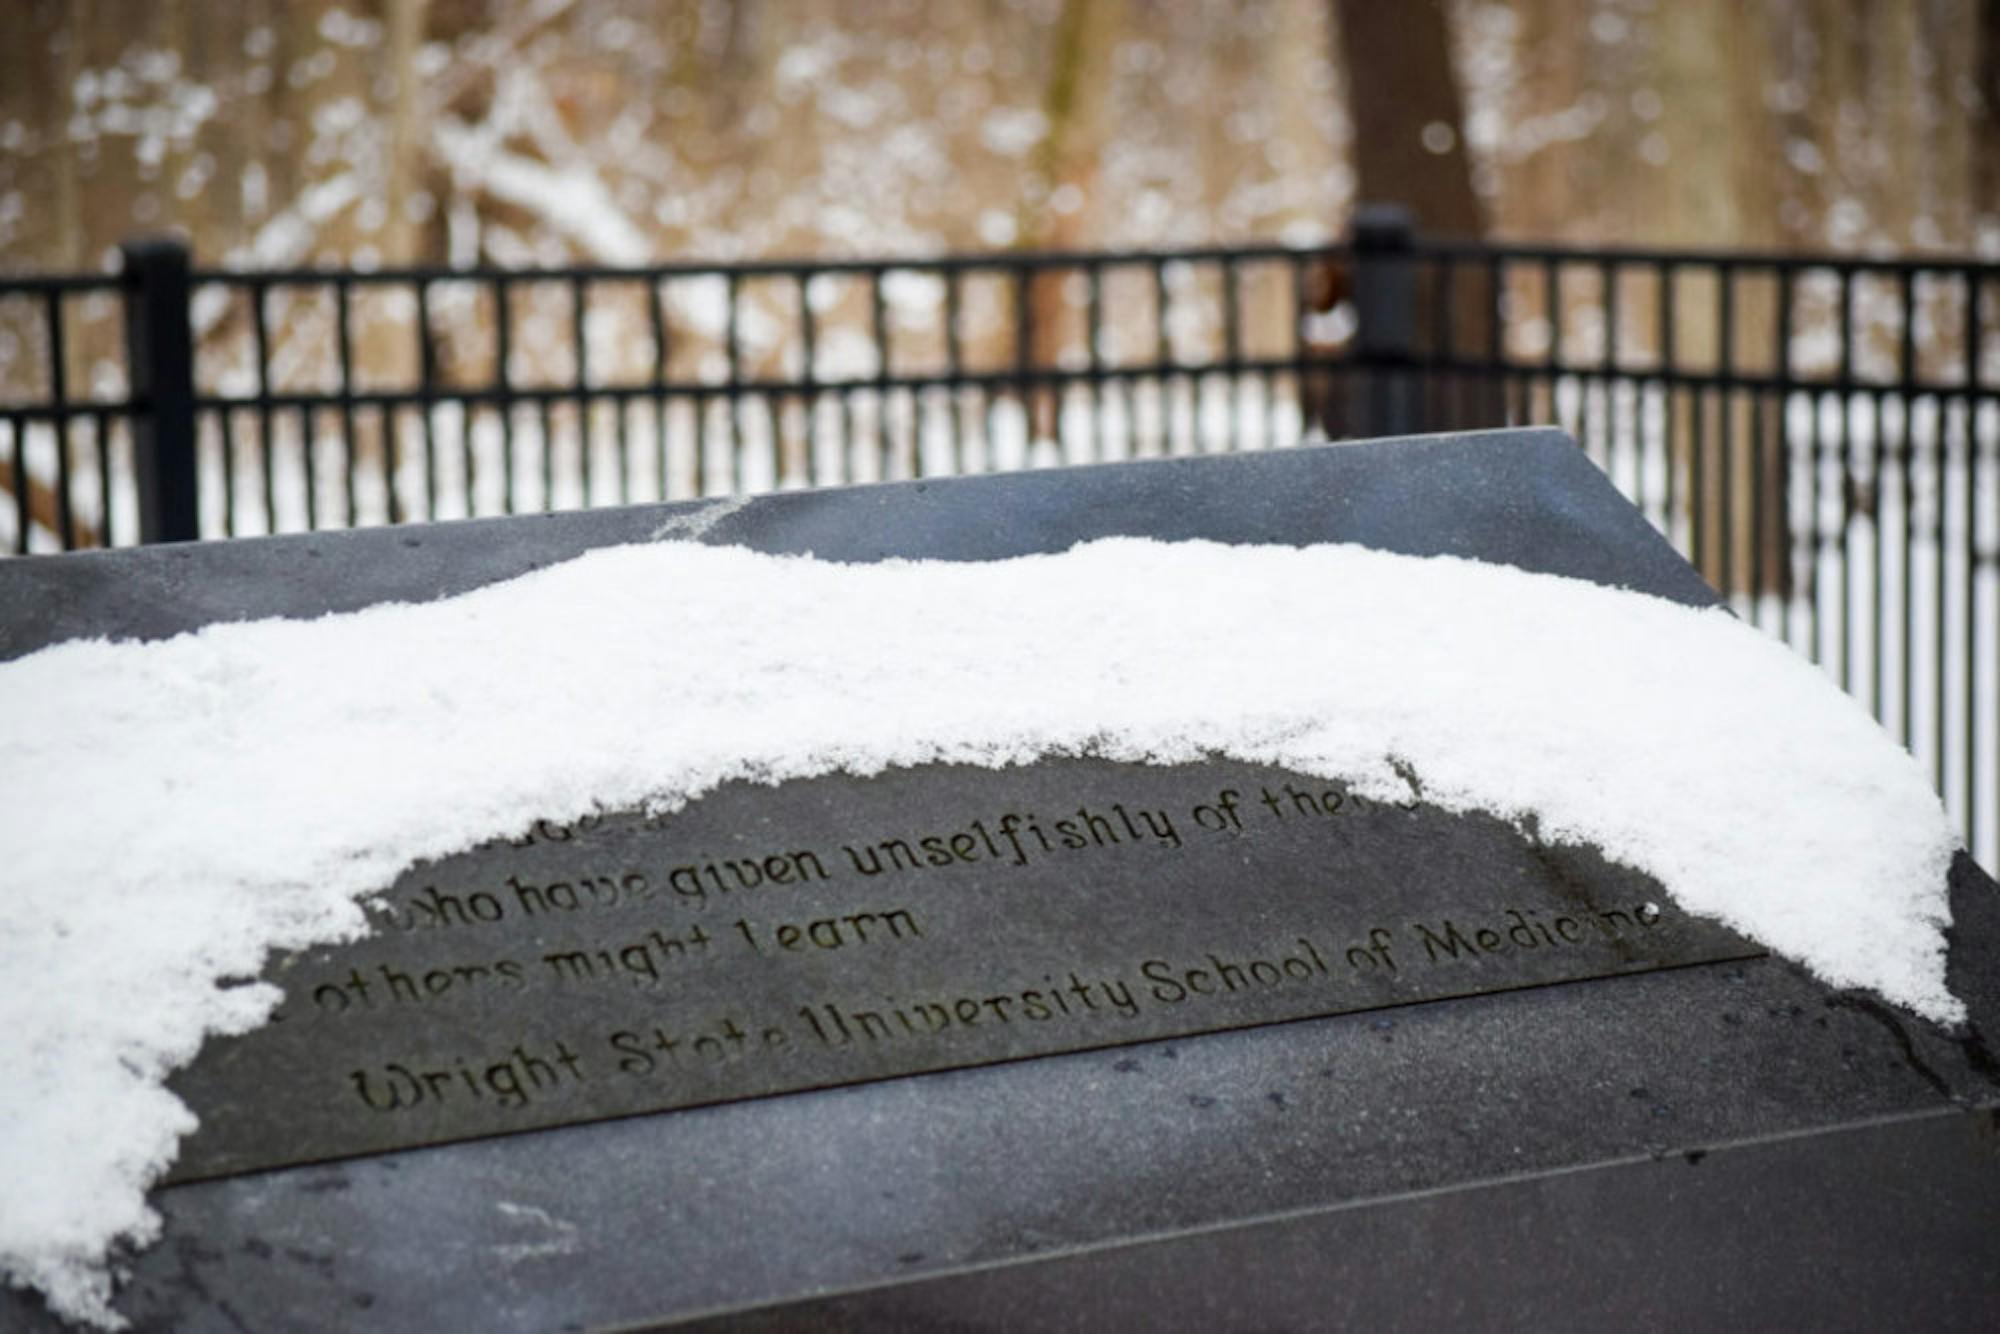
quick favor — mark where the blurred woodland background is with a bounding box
[1,2,1997,555]
[3,0,1997,275]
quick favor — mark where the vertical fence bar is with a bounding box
[297,401,317,532]
[1897,269,1917,747]
[414,277,438,520]
[333,280,359,526]
[724,271,741,493]
[1289,255,1313,441]
[297,313,319,534]
[835,273,859,483]
[93,408,114,547]
[1776,265,1798,648]
[1183,264,1208,453]
[1933,361,1951,797]
[217,402,239,536]
[872,266,892,475]
[797,273,818,487]
[42,292,75,549]
[604,283,629,505]
[1717,262,1737,604]
[614,385,633,504]
[1150,259,1170,452]
[1658,262,1678,546]
[1189,263,1214,453]
[977,266,999,470]
[647,277,669,498]
[1575,264,1595,459]
[1985,392,1998,870]
[571,276,591,507]
[1088,260,1109,460]
[387,401,407,526]
[1745,271,1769,626]
[1488,254,1508,429]
[692,378,711,499]
[496,276,517,512]
[1601,259,1619,495]
[1810,274,1833,673]
[1767,279,1791,627]
[7,413,26,553]
[120,238,199,544]
[1221,258,1242,453]
[1017,265,1036,462]
[249,280,279,532]
[1542,256,1560,435]
[1863,275,1888,721]
[1160,256,1168,454]
[944,269,965,473]
[1963,265,1982,831]
[1836,265,1854,693]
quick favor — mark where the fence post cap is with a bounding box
[1350,205,1416,251]
[119,235,194,271]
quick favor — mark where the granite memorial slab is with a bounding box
[166,759,1763,1184]
[2,428,1996,1331]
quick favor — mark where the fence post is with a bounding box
[1350,204,1418,437]
[121,236,199,544]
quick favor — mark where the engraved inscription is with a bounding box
[165,760,1763,1182]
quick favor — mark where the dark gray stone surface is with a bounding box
[0,428,1720,665]
[2,428,1995,1331]
[689,1106,2000,1333]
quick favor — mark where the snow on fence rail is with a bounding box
[0,224,1995,869]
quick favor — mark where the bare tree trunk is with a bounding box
[381,0,433,268]
[1655,4,1788,598]
[1335,0,1483,237]
[1333,0,1489,435]
[1019,0,1116,449]
[1977,1,2000,250]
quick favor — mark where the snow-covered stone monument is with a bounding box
[3,428,1996,1329]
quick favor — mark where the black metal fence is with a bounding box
[1,213,1995,867]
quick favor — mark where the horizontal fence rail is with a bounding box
[1,216,1994,870]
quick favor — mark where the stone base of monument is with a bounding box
[4,429,1996,1331]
